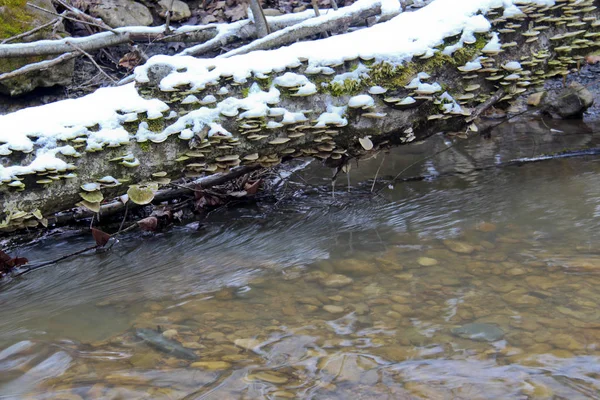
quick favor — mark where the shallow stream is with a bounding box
[1,118,600,399]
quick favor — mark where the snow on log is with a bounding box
[0,0,599,231]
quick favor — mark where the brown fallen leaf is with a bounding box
[138,216,158,232]
[119,50,143,70]
[244,179,261,195]
[0,250,11,265]
[91,228,111,247]
[224,3,247,21]
[586,55,600,65]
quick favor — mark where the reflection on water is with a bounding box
[1,120,600,399]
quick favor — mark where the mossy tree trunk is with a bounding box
[1,1,599,232]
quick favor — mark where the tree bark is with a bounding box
[1,0,599,232]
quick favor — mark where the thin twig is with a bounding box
[117,202,129,233]
[14,244,99,277]
[53,0,116,33]
[165,0,175,34]
[249,0,270,38]
[311,0,329,38]
[370,153,386,192]
[376,142,457,194]
[27,2,119,34]
[1,18,60,44]
[68,42,117,83]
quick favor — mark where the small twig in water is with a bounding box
[14,244,100,277]
[371,153,386,192]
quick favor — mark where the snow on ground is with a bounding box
[0,0,556,182]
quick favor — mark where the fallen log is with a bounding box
[0,0,599,232]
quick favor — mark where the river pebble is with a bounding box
[451,323,505,342]
[443,240,476,254]
[320,274,354,288]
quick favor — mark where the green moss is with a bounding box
[0,55,45,74]
[367,61,417,89]
[0,0,33,39]
[327,78,363,97]
[421,53,454,73]
[240,86,250,98]
[144,116,165,132]
[256,75,273,92]
[452,34,488,65]
[139,141,151,152]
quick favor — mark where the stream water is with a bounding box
[2,117,600,399]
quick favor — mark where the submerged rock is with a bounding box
[443,240,476,254]
[320,274,354,288]
[417,257,438,266]
[332,259,379,276]
[135,328,199,360]
[191,361,231,370]
[542,82,594,119]
[451,323,504,342]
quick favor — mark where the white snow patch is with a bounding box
[502,61,522,71]
[482,32,501,52]
[315,105,348,127]
[348,94,375,108]
[0,0,558,182]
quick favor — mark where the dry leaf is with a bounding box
[91,228,111,247]
[244,179,261,195]
[138,216,158,232]
[119,51,143,70]
[586,55,600,65]
[224,3,247,21]
[0,250,11,264]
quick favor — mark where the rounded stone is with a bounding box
[451,323,504,342]
[162,329,178,339]
[418,257,438,266]
[320,274,354,288]
[323,305,345,314]
[190,361,231,370]
[443,240,476,254]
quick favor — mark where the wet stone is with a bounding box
[443,240,476,254]
[362,283,385,297]
[451,323,505,342]
[323,305,345,314]
[162,329,178,339]
[333,259,379,276]
[190,361,231,370]
[297,297,322,306]
[418,257,438,266]
[320,274,354,288]
[234,338,261,351]
[476,222,497,232]
[247,371,289,384]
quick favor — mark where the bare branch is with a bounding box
[249,0,270,38]
[26,2,119,34]
[165,0,175,34]
[67,42,116,83]
[0,52,77,82]
[220,1,382,58]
